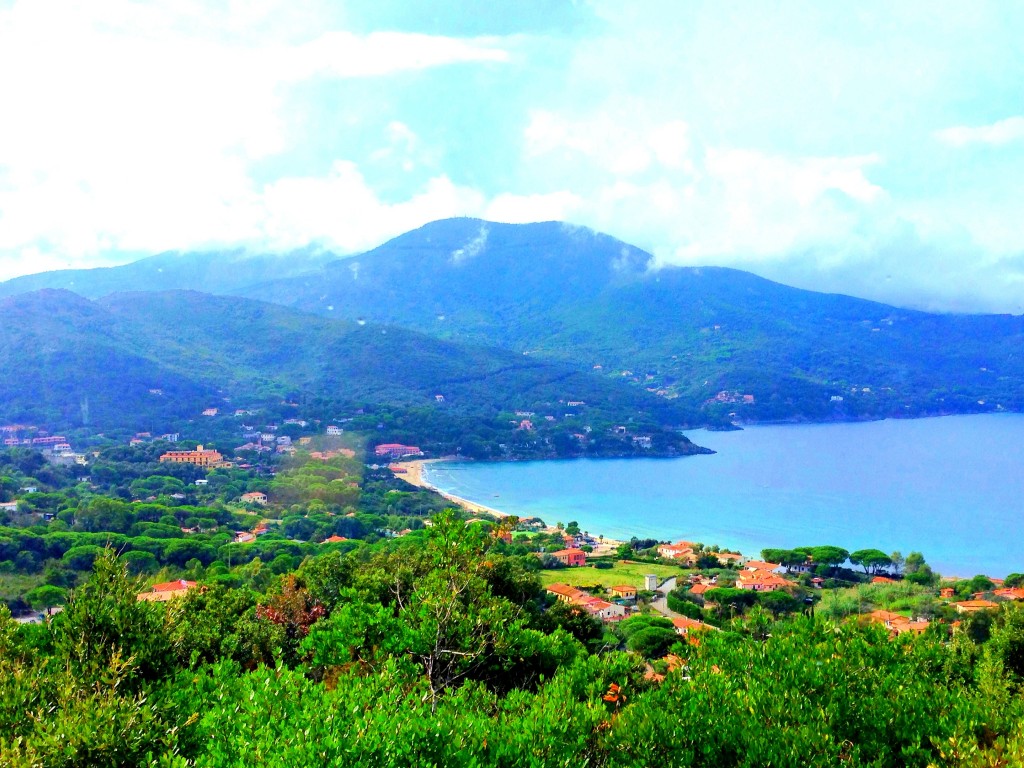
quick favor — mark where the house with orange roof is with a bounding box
[743,561,782,573]
[546,583,586,603]
[323,534,348,543]
[671,616,718,637]
[939,587,955,598]
[240,491,268,505]
[159,445,225,468]
[865,609,930,635]
[137,579,198,602]
[580,598,627,620]
[954,599,1000,614]
[657,541,696,561]
[716,552,745,565]
[871,576,897,584]
[736,570,789,592]
[608,585,637,600]
[690,583,713,597]
[550,548,586,567]
[994,587,1024,601]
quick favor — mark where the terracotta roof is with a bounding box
[546,583,585,599]
[690,583,712,595]
[744,561,781,571]
[955,599,999,610]
[138,579,197,602]
[551,548,586,557]
[866,609,904,623]
[737,570,789,588]
[151,579,197,592]
[323,534,348,543]
[994,588,1024,601]
[671,616,716,633]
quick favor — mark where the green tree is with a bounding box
[850,548,892,575]
[25,584,66,614]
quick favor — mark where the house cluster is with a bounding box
[946,583,1024,614]
[546,583,632,622]
[233,522,272,544]
[706,391,756,406]
[159,445,229,468]
[656,540,746,568]
[735,561,790,592]
[865,610,931,635]
[2,426,87,466]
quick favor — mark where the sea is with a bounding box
[423,413,1024,578]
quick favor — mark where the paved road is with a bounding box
[651,576,682,618]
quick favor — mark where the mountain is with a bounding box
[240,218,1024,421]
[0,290,703,448]
[5,218,1024,422]
[0,290,216,430]
[0,248,335,300]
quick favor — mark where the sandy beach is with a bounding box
[390,458,510,518]
[389,458,623,554]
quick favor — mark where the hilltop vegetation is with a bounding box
[3,523,1024,766]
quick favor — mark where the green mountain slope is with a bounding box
[0,290,215,429]
[4,218,1023,422]
[240,219,1024,420]
[0,290,705,450]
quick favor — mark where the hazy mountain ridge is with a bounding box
[4,218,1023,422]
[0,247,335,301]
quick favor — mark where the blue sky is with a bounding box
[1,0,1023,312]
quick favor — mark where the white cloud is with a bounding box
[260,162,486,253]
[935,116,1024,147]
[485,191,582,223]
[0,1,508,272]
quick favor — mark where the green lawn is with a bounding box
[538,560,686,589]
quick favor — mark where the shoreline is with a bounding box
[391,458,510,519]
[390,458,624,555]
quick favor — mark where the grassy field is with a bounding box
[538,560,685,589]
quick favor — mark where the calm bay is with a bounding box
[423,413,1024,577]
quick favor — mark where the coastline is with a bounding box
[391,458,625,555]
[391,458,510,518]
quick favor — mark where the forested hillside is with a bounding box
[5,218,1021,423]
[0,289,709,457]
[2,522,1023,767]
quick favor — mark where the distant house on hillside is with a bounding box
[240,492,268,505]
[137,580,198,602]
[608,585,637,600]
[736,570,789,592]
[549,548,586,567]
[159,445,225,468]
[374,443,423,459]
[954,600,999,614]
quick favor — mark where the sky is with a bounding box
[1,0,1023,313]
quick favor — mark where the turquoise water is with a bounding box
[424,414,1024,577]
